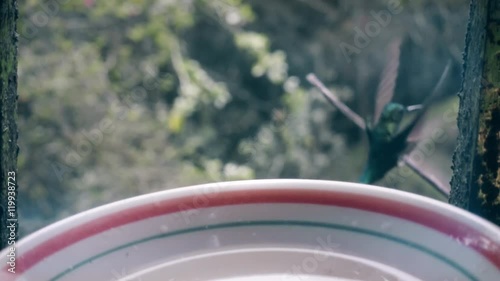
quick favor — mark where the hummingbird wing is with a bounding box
[397,60,452,140]
[390,61,452,195]
[374,37,402,123]
[306,74,366,130]
[390,61,451,151]
[402,156,451,197]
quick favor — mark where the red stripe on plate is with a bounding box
[9,188,500,275]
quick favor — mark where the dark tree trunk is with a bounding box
[450,0,500,226]
[0,0,19,249]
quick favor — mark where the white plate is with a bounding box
[1,179,499,281]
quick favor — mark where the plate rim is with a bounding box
[3,179,500,276]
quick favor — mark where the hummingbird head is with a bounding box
[380,102,405,124]
[373,102,406,140]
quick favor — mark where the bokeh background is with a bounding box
[18,0,468,236]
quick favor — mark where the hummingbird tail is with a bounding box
[359,167,372,184]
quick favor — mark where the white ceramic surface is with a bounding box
[1,179,499,281]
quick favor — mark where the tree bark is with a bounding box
[450,0,500,226]
[0,0,19,249]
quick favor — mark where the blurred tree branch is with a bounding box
[0,0,19,249]
[450,0,500,226]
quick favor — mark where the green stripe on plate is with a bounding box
[50,220,477,281]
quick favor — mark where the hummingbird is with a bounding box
[359,38,450,185]
[359,102,422,183]
[306,37,451,195]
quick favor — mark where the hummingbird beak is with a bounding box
[406,104,423,112]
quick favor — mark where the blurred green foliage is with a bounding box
[17,0,467,235]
